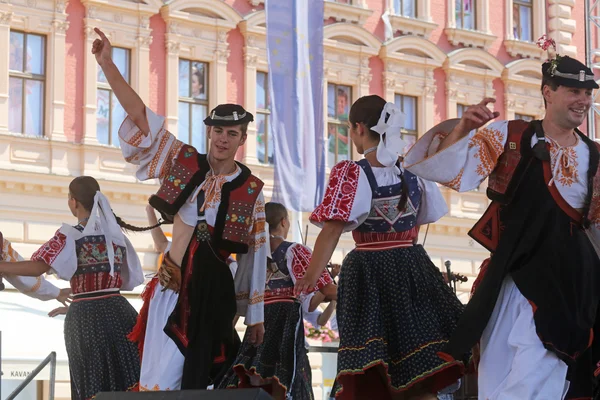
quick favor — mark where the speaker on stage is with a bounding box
[95,389,273,400]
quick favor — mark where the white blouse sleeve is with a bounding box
[118,107,185,182]
[416,177,448,226]
[404,120,509,192]
[30,225,78,281]
[234,191,268,326]
[120,236,145,291]
[2,239,61,301]
[310,160,372,232]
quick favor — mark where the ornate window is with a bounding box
[324,1,373,25]
[161,0,240,139]
[327,83,352,169]
[393,0,416,17]
[8,31,46,137]
[81,0,156,147]
[255,71,272,165]
[504,0,545,58]
[444,48,503,119]
[455,0,475,30]
[177,59,209,153]
[324,23,379,164]
[96,47,130,146]
[380,36,445,134]
[445,0,496,48]
[394,94,418,151]
[512,0,532,41]
[503,59,544,120]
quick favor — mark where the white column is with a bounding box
[165,38,180,135]
[243,47,259,165]
[82,22,100,145]
[134,36,152,105]
[0,11,12,135]
[209,31,230,106]
[49,19,69,142]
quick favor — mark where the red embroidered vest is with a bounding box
[470,120,600,252]
[149,146,264,254]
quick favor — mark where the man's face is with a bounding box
[545,85,593,129]
[207,125,246,162]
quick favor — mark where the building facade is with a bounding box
[0,0,591,398]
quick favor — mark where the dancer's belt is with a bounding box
[72,288,120,302]
[158,252,181,293]
[355,239,413,251]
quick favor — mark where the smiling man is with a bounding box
[404,50,600,399]
[92,28,267,392]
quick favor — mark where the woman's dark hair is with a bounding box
[69,176,162,232]
[349,95,387,140]
[348,95,409,212]
[265,202,288,233]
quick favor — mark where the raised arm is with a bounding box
[294,220,345,295]
[437,98,500,153]
[404,98,507,192]
[146,204,169,253]
[92,28,149,134]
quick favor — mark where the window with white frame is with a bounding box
[96,47,130,147]
[455,0,476,30]
[394,94,418,152]
[178,59,209,153]
[256,71,273,165]
[515,113,534,121]
[393,0,416,17]
[512,0,533,42]
[327,83,352,169]
[9,31,46,137]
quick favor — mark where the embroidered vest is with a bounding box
[355,159,421,233]
[149,146,264,254]
[470,120,600,252]
[265,241,295,298]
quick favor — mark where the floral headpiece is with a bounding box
[537,34,562,76]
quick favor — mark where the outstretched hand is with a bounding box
[57,287,72,306]
[457,97,500,133]
[294,270,319,296]
[92,28,113,66]
[48,305,69,318]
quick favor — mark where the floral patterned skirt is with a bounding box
[65,294,140,400]
[333,244,468,400]
[219,299,314,400]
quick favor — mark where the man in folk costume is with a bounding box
[404,35,600,399]
[92,28,268,391]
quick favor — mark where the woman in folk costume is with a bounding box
[0,176,145,400]
[295,95,468,400]
[0,232,71,304]
[219,202,336,399]
[91,28,268,391]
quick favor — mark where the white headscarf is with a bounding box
[82,191,125,276]
[369,102,407,173]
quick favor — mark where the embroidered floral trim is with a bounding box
[442,168,465,191]
[547,137,580,187]
[468,128,505,177]
[310,161,360,223]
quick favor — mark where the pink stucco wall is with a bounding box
[64,0,85,143]
[149,15,166,116]
[59,0,591,144]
